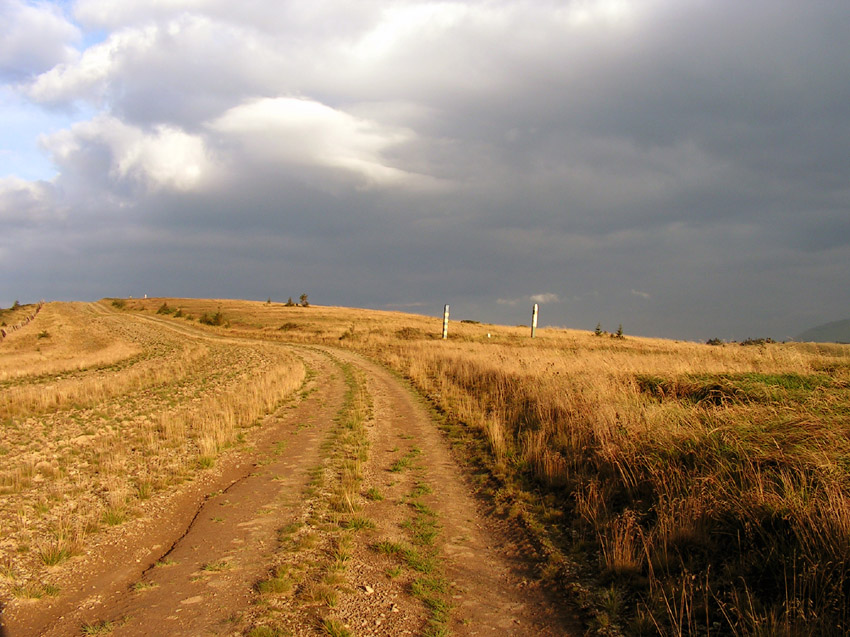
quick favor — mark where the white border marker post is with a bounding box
[531,303,539,338]
[442,304,450,340]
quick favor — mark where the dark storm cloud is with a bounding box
[2,0,849,340]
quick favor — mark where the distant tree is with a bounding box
[285,297,295,307]
[12,300,20,310]
[594,323,603,337]
[266,297,272,305]
[299,293,309,307]
[615,324,624,339]
[706,338,723,346]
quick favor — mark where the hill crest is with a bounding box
[796,318,850,343]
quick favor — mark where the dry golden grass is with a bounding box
[6,296,849,635]
[124,298,850,636]
[0,303,141,381]
[0,301,305,599]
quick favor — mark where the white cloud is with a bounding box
[209,97,425,188]
[74,0,208,29]
[0,0,80,81]
[498,293,560,306]
[631,289,651,299]
[26,24,157,104]
[530,293,560,304]
[43,115,209,192]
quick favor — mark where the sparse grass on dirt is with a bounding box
[242,356,372,636]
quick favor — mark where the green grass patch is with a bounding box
[11,581,60,599]
[201,559,230,572]
[81,620,115,635]
[364,486,384,501]
[101,507,126,526]
[340,515,375,531]
[321,617,352,637]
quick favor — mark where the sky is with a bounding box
[2,0,849,342]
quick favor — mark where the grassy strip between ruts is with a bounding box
[373,474,451,637]
[245,357,373,636]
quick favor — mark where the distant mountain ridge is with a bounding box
[796,318,850,343]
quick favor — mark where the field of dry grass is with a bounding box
[0,301,305,600]
[115,297,850,635]
[3,296,848,635]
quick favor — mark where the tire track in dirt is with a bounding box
[0,347,344,637]
[326,349,582,636]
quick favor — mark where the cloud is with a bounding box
[208,97,427,188]
[0,176,59,224]
[385,301,428,308]
[25,25,152,105]
[530,293,560,304]
[631,289,651,299]
[42,115,210,193]
[499,293,560,306]
[0,0,80,81]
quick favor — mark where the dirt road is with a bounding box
[1,312,579,636]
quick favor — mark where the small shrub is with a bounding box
[156,302,174,315]
[110,299,126,309]
[200,310,226,326]
[706,338,723,346]
[278,322,298,331]
[284,297,295,307]
[741,337,775,346]
[37,330,50,339]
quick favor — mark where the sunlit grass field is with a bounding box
[3,296,849,635]
[0,301,304,600]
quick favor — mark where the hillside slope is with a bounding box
[796,317,850,343]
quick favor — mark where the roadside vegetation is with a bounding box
[121,297,850,635]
